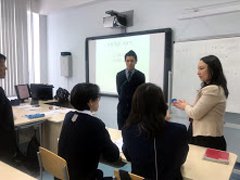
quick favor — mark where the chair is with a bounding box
[37,146,69,180]
[114,169,144,180]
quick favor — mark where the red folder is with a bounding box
[203,148,229,164]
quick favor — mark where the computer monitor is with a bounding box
[30,84,54,100]
[15,84,31,103]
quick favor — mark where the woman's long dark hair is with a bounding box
[125,83,168,137]
[200,55,229,98]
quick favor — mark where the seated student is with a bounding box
[0,53,19,162]
[122,83,189,180]
[58,83,119,180]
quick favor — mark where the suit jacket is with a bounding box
[58,111,119,180]
[185,85,226,137]
[122,121,189,180]
[0,87,17,158]
[116,69,145,129]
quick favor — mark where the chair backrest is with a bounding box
[37,146,69,180]
[114,169,144,180]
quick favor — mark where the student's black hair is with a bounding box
[125,50,137,62]
[125,83,168,137]
[0,53,6,61]
[200,55,229,98]
[70,83,100,111]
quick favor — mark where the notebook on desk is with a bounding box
[203,148,229,164]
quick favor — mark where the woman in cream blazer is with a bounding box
[173,55,229,151]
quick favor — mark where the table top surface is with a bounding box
[0,161,37,180]
[13,101,73,126]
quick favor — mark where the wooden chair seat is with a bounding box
[114,169,144,180]
[37,146,69,180]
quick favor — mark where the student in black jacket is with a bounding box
[122,83,189,180]
[58,83,119,180]
[0,53,18,162]
[116,50,145,130]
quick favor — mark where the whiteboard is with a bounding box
[172,37,240,113]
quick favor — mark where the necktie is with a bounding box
[128,71,132,81]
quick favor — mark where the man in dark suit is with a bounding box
[116,50,145,130]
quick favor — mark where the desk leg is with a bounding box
[39,124,42,145]
[15,129,20,149]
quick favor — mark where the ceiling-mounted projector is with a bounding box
[103,10,127,28]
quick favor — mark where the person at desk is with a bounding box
[173,55,228,151]
[0,53,18,162]
[116,50,145,130]
[58,83,119,180]
[122,83,189,180]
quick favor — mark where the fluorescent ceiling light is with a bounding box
[179,1,240,20]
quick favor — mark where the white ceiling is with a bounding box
[37,0,240,15]
[38,0,108,14]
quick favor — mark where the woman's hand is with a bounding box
[172,99,188,110]
[165,110,171,121]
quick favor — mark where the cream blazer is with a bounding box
[185,85,226,137]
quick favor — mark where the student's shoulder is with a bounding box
[93,116,105,125]
[64,111,75,117]
[64,111,94,121]
[86,115,106,127]
[165,121,187,133]
[0,87,5,96]
[122,124,139,135]
[0,87,8,103]
[76,112,103,122]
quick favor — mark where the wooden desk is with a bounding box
[13,101,72,153]
[13,101,69,126]
[107,128,238,180]
[182,144,237,180]
[0,161,37,180]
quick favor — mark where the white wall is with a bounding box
[39,15,48,83]
[44,0,240,133]
[39,0,107,14]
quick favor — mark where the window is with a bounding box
[0,0,40,96]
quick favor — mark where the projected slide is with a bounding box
[87,29,172,96]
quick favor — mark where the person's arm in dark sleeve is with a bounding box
[122,142,131,162]
[136,72,145,86]
[121,129,131,162]
[0,87,15,131]
[175,125,189,167]
[116,73,120,95]
[100,125,120,162]
[142,73,146,83]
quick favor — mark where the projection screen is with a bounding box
[86,28,172,99]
